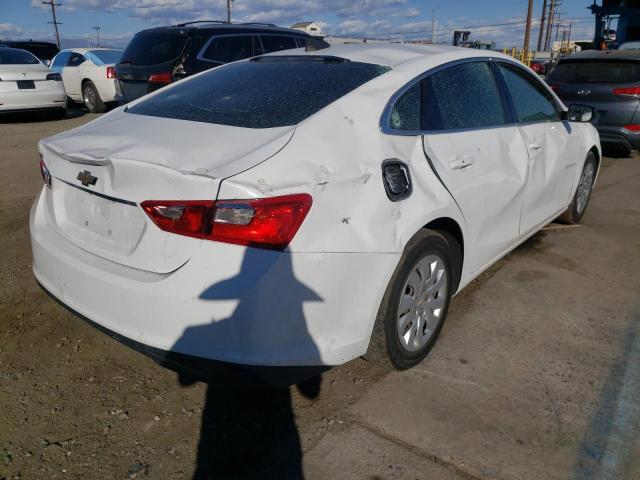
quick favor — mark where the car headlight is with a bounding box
[46,72,62,81]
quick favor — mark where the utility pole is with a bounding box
[431,8,437,45]
[92,26,101,47]
[537,0,547,51]
[42,0,62,49]
[545,0,556,51]
[567,20,573,51]
[226,0,232,23]
[523,0,534,56]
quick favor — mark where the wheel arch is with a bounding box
[422,217,464,293]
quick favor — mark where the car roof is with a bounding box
[60,47,123,54]
[137,22,310,36]
[559,49,640,61]
[264,42,509,68]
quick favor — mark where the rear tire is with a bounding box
[82,81,105,113]
[365,230,459,370]
[559,152,597,225]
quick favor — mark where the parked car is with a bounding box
[0,41,59,64]
[0,47,66,116]
[547,50,640,154]
[116,21,313,103]
[530,59,549,75]
[49,48,122,113]
[31,44,600,383]
[618,41,640,50]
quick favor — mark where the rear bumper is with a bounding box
[596,124,640,150]
[0,87,66,112]
[30,189,398,368]
[93,79,118,103]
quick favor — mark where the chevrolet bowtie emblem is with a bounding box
[77,170,98,187]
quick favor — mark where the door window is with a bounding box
[388,61,508,132]
[259,35,298,53]
[498,63,559,123]
[67,52,86,67]
[201,35,254,63]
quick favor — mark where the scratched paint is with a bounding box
[575,311,640,480]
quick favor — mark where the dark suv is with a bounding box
[546,50,640,153]
[116,22,313,103]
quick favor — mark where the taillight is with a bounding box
[106,66,116,79]
[148,72,172,84]
[39,155,51,188]
[623,124,640,132]
[613,86,640,96]
[141,194,313,250]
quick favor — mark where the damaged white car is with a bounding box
[30,44,600,376]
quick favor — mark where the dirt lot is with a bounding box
[1,109,639,480]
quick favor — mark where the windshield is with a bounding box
[119,29,188,66]
[87,49,122,65]
[127,57,390,128]
[10,43,58,61]
[0,48,41,65]
[548,60,640,83]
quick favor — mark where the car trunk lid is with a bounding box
[39,111,295,273]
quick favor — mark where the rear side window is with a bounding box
[120,29,188,66]
[128,58,390,128]
[260,35,298,54]
[201,35,254,63]
[389,61,507,131]
[67,53,86,67]
[498,63,558,123]
[548,60,640,84]
[0,48,40,65]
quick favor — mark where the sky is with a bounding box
[0,0,597,50]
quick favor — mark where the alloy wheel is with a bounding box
[396,254,448,352]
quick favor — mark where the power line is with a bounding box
[42,0,62,49]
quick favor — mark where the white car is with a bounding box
[30,44,600,380]
[49,48,122,113]
[0,47,66,116]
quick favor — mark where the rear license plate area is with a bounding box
[17,80,36,89]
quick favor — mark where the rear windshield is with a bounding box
[548,60,640,83]
[9,43,58,61]
[0,48,40,65]
[127,57,390,128]
[87,49,122,65]
[119,29,188,66]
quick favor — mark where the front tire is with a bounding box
[559,152,597,225]
[365,230,458,370]
[82,81,105,113]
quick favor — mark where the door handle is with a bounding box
[528,141,544,151]
[448,156,475,170]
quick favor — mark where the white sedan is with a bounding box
[0,47,66,116]
[49,48,122,113]
[30,44,600,380]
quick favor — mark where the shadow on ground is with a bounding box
[169,248,325,479]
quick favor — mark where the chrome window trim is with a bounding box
[196,33,257,64]
[379,56,564,136]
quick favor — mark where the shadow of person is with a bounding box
[168,248,325,480]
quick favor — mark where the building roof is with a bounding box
[291,22,314,28]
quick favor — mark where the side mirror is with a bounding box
[567,104,594,122]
